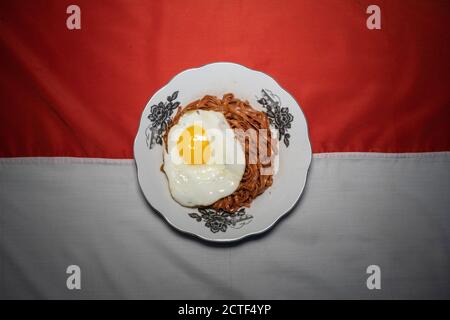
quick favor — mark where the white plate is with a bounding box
[134,62,311,242]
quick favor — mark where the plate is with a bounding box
[134,62,311,242]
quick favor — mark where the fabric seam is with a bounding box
[1,152,450,164]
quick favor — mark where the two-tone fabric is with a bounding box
[0,1,449,299]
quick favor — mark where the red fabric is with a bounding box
[0,0,449,158]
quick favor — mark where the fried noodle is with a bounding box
[163,94,276,213]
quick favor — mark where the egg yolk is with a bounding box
[177,125,211,165]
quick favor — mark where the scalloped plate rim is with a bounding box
[133,61,312,242]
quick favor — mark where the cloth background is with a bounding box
[1,155,449,299]
[0,0,449,157]
[0,0,450,299]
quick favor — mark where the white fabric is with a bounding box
[0,154,449,299]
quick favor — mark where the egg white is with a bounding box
[163,110,246,207]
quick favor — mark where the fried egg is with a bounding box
[163,110,245,207]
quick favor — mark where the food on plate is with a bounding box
[162,108,246,207]
[162,94,275,212]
